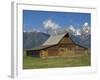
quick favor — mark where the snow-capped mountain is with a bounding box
[67,23,91,48]
[81,23,90,35]
[67,22,90,36]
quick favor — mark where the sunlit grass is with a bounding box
[23,53,90,69]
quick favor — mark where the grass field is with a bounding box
[23,54,90,69]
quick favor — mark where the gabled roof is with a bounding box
[42,33,67,46]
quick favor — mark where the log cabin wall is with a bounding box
[61,35,87,57]
[40,35,89,58]
[46,45,59,56]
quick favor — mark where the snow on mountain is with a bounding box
[67,25,81,36]
[68,22,90,36]
[75,29,81,35]
[81,22,90,35]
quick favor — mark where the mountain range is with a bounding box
[23,30,90,49]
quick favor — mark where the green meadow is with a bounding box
[23,53,90,69]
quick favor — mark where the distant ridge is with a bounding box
[23,32,50,49]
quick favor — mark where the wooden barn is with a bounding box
[25,33,89,58]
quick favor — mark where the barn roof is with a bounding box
[27,45,52,51]
[42,33,67,46]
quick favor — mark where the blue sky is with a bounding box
[23,10,91,32]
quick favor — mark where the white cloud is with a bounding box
[43,19,60,30]
[68,25,81,35]
[43,19,61,35]
[69,25,76,32]
[84,22,89,26]
[43,20,91,36]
